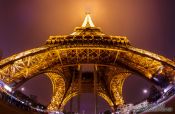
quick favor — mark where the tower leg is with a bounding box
[94,65,98,114]
[78,65,82,113]
[70,68,76,112]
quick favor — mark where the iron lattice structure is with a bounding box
[0,14,175,111]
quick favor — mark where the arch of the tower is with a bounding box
[57,70,131,111]
[0,47,173,82]
[60,92,115,111]
[0,46,175,111]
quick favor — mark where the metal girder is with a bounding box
[110,73,131,106]
[0,47,173,83]
[0,49,62,84]
[126,46,175,68]
[97,81,115,109]
[59,81,116,111]
[103,66,131,107]
[118,51,163,78]
[0,46,49,67]
[0,46,174,111]
[60,85,79,110]
[46,73,65,111]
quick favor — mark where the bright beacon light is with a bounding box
[82,13,95,27]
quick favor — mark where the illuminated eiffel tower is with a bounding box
[0,13,175,112]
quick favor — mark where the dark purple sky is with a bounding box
[0,0,175,113]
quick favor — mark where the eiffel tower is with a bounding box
[0,13,175,112]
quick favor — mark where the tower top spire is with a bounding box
[81,13,95,27]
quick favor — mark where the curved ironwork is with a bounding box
[0,14,174,113]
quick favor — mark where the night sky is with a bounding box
[0,0,175,113]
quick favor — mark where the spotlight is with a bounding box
[21,87,25,91]
[143,89,148,94]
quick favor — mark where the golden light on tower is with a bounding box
[81,13,95,27]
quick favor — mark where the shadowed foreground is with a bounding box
[0,100,40,114]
